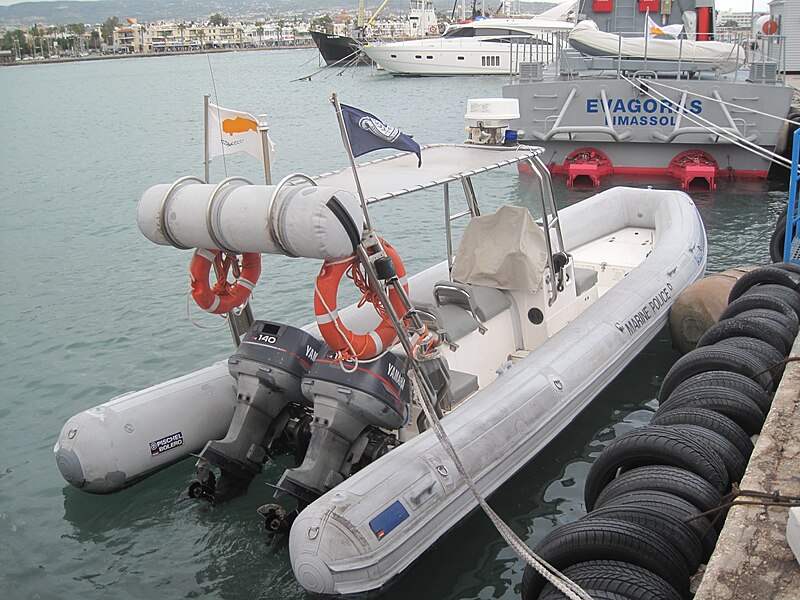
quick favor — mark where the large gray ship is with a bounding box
[503,0,794,189]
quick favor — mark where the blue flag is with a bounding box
[339,103,422,167]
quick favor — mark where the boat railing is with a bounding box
[518,29,785,85]
[507,31,570,79]
[438,150,564,306]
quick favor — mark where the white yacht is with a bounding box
[363,9,574,76]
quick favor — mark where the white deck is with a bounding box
[572,227,655,296]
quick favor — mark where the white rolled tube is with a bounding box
[137,180,362,260]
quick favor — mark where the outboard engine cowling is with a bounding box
[191,320,321,502]
[276,349,408,504]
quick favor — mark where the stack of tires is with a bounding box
[521,265,800,600]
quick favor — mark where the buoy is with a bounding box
[668,266,759,354]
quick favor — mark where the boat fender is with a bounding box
[769,209,787,262]
[650,408,753,462]
[743,283,800,320]
[697,315,792,355]
[522,517,690,600]
[592,464,723,515]
[532,560,683,600]
[190,249,261,314]
[584,505,703,574]
[314,239,408,360]
[667,266,759,354]
[668,370,771,415]
[719,292,798,330]
[583,425,729,506]
[656,387,766,436]
[599,490,719,554]
[658,345,773,402]
[728,266,800,303]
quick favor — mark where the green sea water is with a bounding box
[0,49,789,599]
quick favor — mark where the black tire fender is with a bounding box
[601,490,720,558]
[524,518,690,600]
[658,424,747,485]
[743,283,800,320]
[533,560,682,600]
[658,386,766,435]
[713,337,786,384]
[697,317,791,355]
[658,346,772,402]
[584,425,729,511]
[667,370,771,415]
[584,506,703,574]
[728,267,800,303]
[719,292,798,331]
[650,408,753,460]
[769,215,787,263]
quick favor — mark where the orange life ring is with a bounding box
[190,249,261,314]
[429,25,438,34]
[762,19,778,35]
[314,240,408,360]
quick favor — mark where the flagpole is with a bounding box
[257,114,273,185]
[644,9,650,68]
[203,94,211,184]
[331,92,372,233]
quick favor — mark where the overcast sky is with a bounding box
[0,0,774,11]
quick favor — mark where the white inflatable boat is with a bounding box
[54,140,706,595]
[568,20,745,74]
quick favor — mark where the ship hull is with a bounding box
[310,31,370,66]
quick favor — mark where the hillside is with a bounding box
[0,1,559,28]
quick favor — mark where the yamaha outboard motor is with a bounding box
[275,348,408,504]
[190,320,322,503]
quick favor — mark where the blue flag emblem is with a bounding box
[340,104,422,167]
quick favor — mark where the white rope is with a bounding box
[622,74,795,172]
[314,273,360,374]
[184,290,230,330]
[407,370,593,600]
[624,74,787,167]
[646,78,798,127]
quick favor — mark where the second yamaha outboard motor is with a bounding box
[190,320,322,503]
[275,349,408,504]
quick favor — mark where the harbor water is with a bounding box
[0,49,790,599]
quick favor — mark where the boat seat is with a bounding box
[415,303,480,342]
[574,267,598,296]
[448,369,479,406]
[433,281,511,323]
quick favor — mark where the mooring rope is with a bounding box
[408,369,593,600]
[620,74,795,172]
[645,78,798,127]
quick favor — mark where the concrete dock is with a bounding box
[694,77,800,598]
[693,339,800,599]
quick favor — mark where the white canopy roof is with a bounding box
[312,144,544,204]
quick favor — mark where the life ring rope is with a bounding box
[189,249,262,315]
[314,239,408,364]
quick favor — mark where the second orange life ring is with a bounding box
[190,249,261,314]
[314,240,408,360]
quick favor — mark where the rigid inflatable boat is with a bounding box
[568,20,745,74]
[55,134,706,595]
